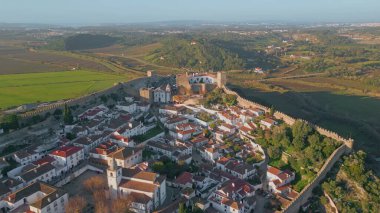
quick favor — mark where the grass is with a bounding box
[132,126,164,143]
[0,70,132,110]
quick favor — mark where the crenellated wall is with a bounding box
[19,77,147,120]
[222,85,354,213]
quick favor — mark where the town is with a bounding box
[0,71,351,213]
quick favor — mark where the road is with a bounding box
[258,72,326,82]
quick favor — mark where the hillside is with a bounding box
[314,151,380,212]
[145,38,245,71]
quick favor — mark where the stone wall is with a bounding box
[222,85,354,213]
[19,77,147,120]
[222,86,354,149]
[281,144,349,213]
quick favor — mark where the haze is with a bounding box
[1,0,380,25]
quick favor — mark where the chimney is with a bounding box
[48,197,51,202]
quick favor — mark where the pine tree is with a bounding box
[63,104,73,125]
[178,203,187,213]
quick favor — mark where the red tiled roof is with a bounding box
[175,172,193,185]
[272,179,281,186]
[221,123,235,130]
[191,136,208,144]
[50,146,82,158]
[217,157,230,165]
[276,184,291,192]
[278,173,290,181]
[268,166,282,176]
[178,129,196,135]
[262,118,277,125]
[33,156,55,166]
[240,126,251,133]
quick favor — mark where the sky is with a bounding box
[1,0,380,25]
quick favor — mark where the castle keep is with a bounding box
[176,71,226,95]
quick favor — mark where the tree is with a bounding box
[178,202,187,213]
[292,120,313,139]
[111,198,132,213]
[267,147,281,159]
[100,95,108,103]
[110,93,119,102]
[63,104,74,125]
[293,135,305,151]
[203,129,211,138]
[83,176,107,193]
[53,108,63,116]
[65,196,87,213]
[94,200,109,213]
[269,106,275,116]
[0,114,19,132]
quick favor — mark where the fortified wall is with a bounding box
[222,85,354,213]
[19,77,148,120]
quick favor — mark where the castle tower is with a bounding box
[107,157,122,198]
[217,71,227,88]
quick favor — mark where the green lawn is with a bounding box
[132,126,164,143]
[0,70,130,110]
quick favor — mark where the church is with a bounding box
[107,158,167,212]
[153,84,172,103]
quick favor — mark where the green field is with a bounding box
[0,70,129,110]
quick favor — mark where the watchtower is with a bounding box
[217,71,227,88]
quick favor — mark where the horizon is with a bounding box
[1,0,380,26]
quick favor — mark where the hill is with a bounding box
[314,151,380,212]
[145,38,245,71]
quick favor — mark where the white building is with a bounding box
[216,158,256,180]
[116,102,137,114]
[2,182,68,213]
[15,163,56,186]
[118,121,147,138]
[49,146,84,173]
[107,147,143,169]
[154,84,172,103]
[208,179,256,213]
[201,147,220,163]
[267,166,295,194]
[107,159,166,210]
[13,149,42,166]
[260,118,278,129]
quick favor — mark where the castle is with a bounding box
[176,71,226,95]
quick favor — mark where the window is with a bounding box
[110,172,113,177]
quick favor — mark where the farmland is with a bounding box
[0,70,131,110]
[0,46,114,74]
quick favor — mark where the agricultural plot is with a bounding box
[0,70,130,110]
[0,57,64,74]
[0,44,118,74]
